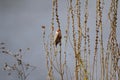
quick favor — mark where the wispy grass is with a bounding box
[0,43,36,80]
[42,0,120,80]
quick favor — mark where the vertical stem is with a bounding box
[76,0,81,79]
[55,0,60,29]
[55,0,63,80]
[92,0,100,79]
[98,0,104,80]
[87,28,91,80]
[21,62,26,80]
[60,43,64,80]
[70,0,78,80]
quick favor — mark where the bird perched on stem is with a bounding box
[54,28,62,47]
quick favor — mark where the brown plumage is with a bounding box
[54,29,62,46]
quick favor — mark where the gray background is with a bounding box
[0,0,120,80]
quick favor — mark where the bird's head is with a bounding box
[56,29,61,33]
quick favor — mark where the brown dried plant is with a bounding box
[42,0,120,80]
[0,43,36,80]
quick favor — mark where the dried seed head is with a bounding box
[0,42,5,45]
[19,49,22,52]
[41,26,45,29]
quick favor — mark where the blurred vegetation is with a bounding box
[42,0,120,80]
[0,42,36,80]
[0,0,120,80]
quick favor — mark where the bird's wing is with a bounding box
[54,31,59,43]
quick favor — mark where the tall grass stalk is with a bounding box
[42,0,120,80]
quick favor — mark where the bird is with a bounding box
[54,28,62,47]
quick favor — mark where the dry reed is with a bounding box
[42,0,120,80]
